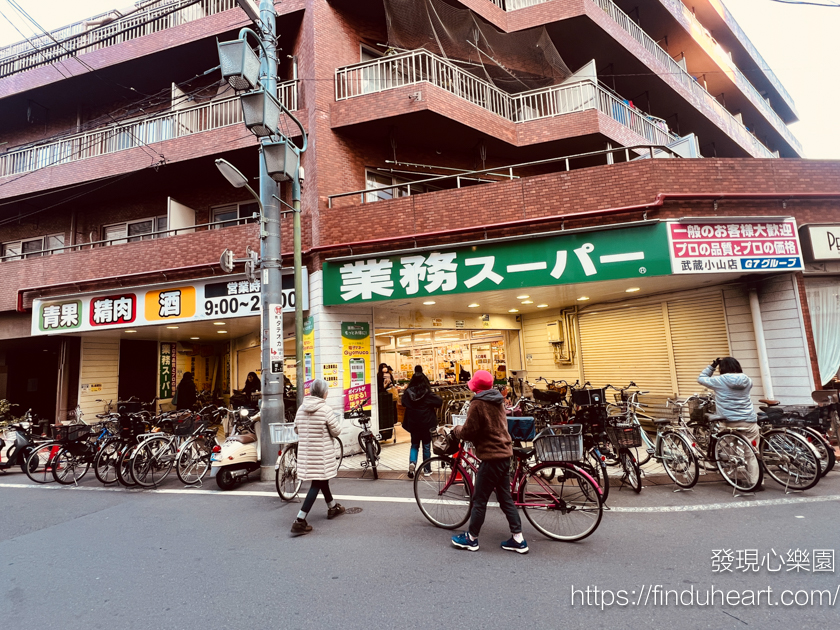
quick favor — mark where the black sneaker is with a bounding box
[501,536,529,554]
[407,463,416,479]
[291,519,312,535]
[327,503,346,520]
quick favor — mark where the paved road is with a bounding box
[1,469,838,629]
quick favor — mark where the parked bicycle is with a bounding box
[414,424,603,542]
[350,398,379,479]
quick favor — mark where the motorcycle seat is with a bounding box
[228,434,257,444]
[759,399,780,406]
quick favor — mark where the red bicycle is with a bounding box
[413,426,604,542]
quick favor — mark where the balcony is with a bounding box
[0,0,239,79]
[335,50,678,147]
[0,81,298,180]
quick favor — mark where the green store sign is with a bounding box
[323,223,671,305]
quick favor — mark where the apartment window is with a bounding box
[365,170,437,203]
[212,202,259,229]
[1,233,65,260]
[103,216,167,245]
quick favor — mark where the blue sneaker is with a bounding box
[451,532,479,551]
[501,536,529,554]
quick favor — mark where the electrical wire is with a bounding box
[0,5,70,80]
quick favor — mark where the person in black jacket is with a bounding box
[401,372,442,479]
[175,372,197,411]
[242,371,261,396]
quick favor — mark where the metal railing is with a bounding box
[0,81,298,179]
[327,144,680,208]
[586,0,778,158]
[335,50,677,145]
[657,0,801,153]
[0,0,238,78]
[0,217,257,263]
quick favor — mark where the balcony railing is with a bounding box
[335,50,678,146]
[658,0,801,153]
[0,0,239,79]
[0,81,298,179]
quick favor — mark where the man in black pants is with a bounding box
[451,370,528,554]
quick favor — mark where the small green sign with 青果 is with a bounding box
[323,223,670,305]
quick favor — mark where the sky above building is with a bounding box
[0,0,838,159]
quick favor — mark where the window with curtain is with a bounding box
[805,282,840,386]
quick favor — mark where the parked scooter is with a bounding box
[0,408,40,474]
[210,407,260,490]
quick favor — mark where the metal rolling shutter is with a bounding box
[578,303,675,396]
[666,293,730,397]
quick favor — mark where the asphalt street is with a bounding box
[1,468,838,630]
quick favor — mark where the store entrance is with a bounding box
[118,339,158,404]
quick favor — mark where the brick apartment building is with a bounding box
[1,0,839,435]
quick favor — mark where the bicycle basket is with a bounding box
[432,427,459,456]
[172,413,196,436]
[51,424,93,442]
[572,388,606,407]
[507,417,535,442]
[688,397,714,422]
[605,424,643,450]
[534,424,583,462]
[269,422,298,444]
[451,414,467,427]
[533,389,565,404]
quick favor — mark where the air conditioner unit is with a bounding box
[546,320,565,343]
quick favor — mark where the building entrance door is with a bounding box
[118,340,158,404]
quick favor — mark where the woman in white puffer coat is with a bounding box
[291,378,345,535]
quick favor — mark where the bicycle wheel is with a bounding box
[790,427,834,477]
[584,448,610,503]
[357,432,381,456]
[659,431,699,489]
[520,464,603,542]
[276,445,302,500]
[93,440,120,485]
[176,437,212,485]
[413,456,472,529]
[760,429,820,491]
[116,443,139,487]
[132,437,176,488]
[25,442,60,484]
[619,449,642,493]
[365,440,378,479]
[332,436,344,472]
[52,447,91,485]
[714,433,763,492]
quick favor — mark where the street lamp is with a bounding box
[240,90,283,138]
[217,37,262,91]
[263,140,299,182]
[215,159,266,238]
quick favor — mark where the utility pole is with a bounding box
[257,0,283,479]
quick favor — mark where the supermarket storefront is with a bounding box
[29,271,307,419]
[318,217,814,432]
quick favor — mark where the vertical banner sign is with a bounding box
[341,322,371,413]
[302,316,315,396]
[269,304,283,374]
[159,343,176,399]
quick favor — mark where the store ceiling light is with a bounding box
[508,309,519,313]
[214,322,226,326]
[468,303,480,308]
[625,287,641,293]
[166,326,179,329]
[217,330,228,334]
[521,300,533,305]
[516,295,530,300]
[577,296,590,301]
[190,337,200,340]
[125,330,137,333]
[423,301,436,305]
[537,304,549,308]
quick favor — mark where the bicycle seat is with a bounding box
[653,418,671,425]
[228,433,257,444]
[759,399,780,406]
[513,446,534,460]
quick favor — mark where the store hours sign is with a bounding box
[30,269,308,336]
[323,223,672,305]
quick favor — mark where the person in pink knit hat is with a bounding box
[450,370,528,554]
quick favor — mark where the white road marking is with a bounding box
[2,482,839,512]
